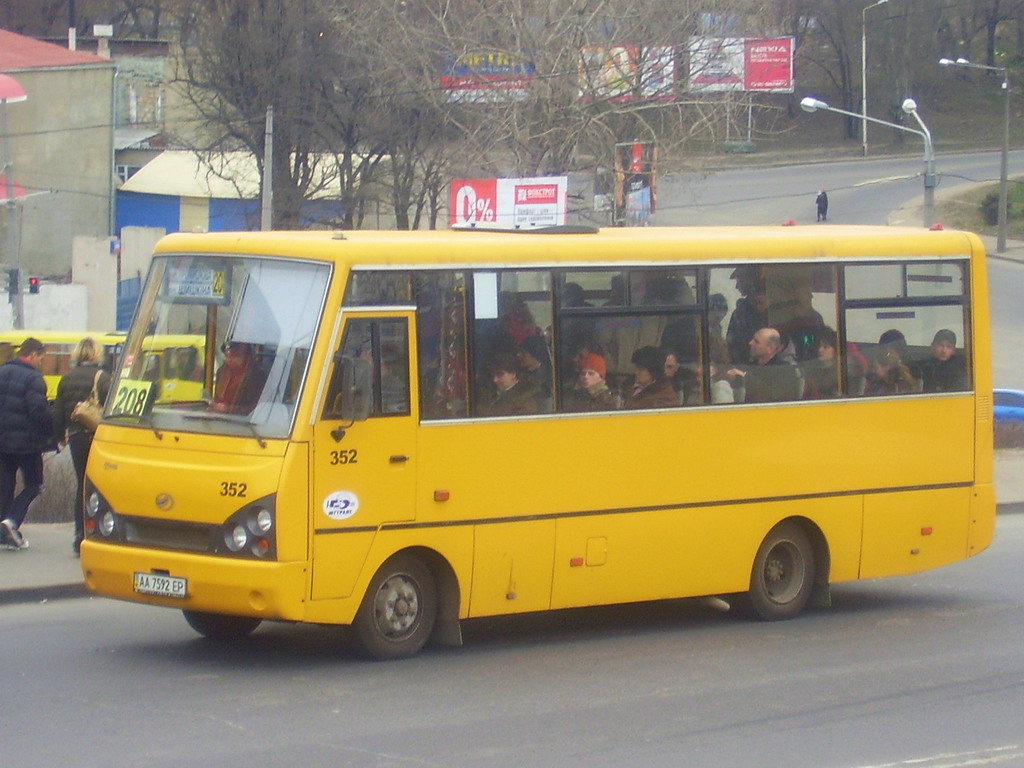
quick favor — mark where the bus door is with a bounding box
[310,312,417,600]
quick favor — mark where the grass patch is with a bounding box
[936,176,1024,239]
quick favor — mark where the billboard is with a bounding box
[579,45,675,102]
[440,50,535,103]
[449,177,568,228]
[688,37,794,93]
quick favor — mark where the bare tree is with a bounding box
[171,0,346,229]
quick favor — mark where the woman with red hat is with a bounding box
[565,352,618,412]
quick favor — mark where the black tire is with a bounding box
[183,610,262,640]
[746,521,815,621]
[351,553,437,661]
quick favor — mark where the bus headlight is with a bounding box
[99,511,116,537]
[217,496,277,560]
[86,492,101,518]
[248,507,273,535]
[225,525,248,552]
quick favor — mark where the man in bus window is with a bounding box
[725,327,801,403]
[918,329,967,393]
[212,342,268,415]
[478,352,539,417]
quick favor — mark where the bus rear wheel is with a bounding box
[746,521,814,621]
[183,610,262,640]
[352,553,437,661]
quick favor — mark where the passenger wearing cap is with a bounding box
[919,329,967,393]
[625,346,678,409]
[565,352,618,412]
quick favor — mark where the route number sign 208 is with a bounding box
[110,379,153,417]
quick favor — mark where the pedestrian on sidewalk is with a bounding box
[0,337,54,550]
[815,190,829,222]
[52,337,111,555]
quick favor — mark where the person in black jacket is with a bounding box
[0,338,53,550]
[53,337,112,554]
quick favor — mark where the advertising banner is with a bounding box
[440,50,535,103]
[744,38,794,92]
[613,143,657,226]
[449,177,568,228]
[688,37,794,93]
[688,37,744,92]
[578,45,675,102]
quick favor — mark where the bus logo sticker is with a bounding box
[324,491,359,520]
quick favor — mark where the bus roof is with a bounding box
[153,226,983,267]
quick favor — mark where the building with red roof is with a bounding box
[0,28,115,285]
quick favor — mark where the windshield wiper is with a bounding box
[104,411,164,440]
[181,412,268,449]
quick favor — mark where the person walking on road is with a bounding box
[53,337,111,555]
[0,337,54,550]
[815,190,829,222]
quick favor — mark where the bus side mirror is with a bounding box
[339,355,372,423]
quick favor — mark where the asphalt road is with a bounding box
[6,514,1023,768]
[657,149,1024,226]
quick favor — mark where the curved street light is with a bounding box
[940,56,1010,253]
[802,96,936,226]
[862,0,890,156]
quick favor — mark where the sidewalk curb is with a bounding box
[0,581,89,606]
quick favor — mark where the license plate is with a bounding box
[133,572,188,599]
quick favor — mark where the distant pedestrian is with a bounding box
[816,190,829,222]
[53,337,111,555]
[0,337,54,550]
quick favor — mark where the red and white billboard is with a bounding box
[688,37,794,93]
[450,176,568,228]
[744,38,794,92]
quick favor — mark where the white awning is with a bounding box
[119,150,350,200]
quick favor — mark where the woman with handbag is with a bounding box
[52,337,111,555]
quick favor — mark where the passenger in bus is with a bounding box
[708,293,729,364]
[625,346,677,409]
[877,329,916,374]
[863,345,918,396]
[726,268,768,363]
[664,348,699,405]
[800,326,839,399]
[565,353,618,412]
[725,327,802,403]
[918,329,967,393]
[496,293,553,407]
[478,352,539,416]
[212,342,267,415]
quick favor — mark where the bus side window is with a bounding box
[844,261,970,398]
[323,319,410,419]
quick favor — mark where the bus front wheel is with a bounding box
[746,521,814,621]
[183,610,262,640]
[352,553,437,661]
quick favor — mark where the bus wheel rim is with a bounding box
[763,541,805,604]
[373,573,421,640]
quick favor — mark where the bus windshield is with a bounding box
[108,254,331,439]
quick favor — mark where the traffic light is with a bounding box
[28,276,39,294]
[6,268,17,296]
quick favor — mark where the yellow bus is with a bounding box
[79,226,995,659]
[0,330,126,399]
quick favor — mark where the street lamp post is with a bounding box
[862,0,890,157]
[802,96,936,226]
[940,57,1010,253]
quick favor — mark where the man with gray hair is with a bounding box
[726,327,802,403]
